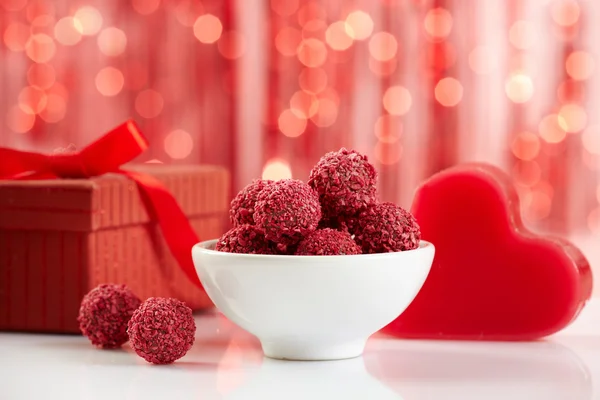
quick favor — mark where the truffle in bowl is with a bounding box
[192,239,434,361]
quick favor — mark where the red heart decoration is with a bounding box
[385,163,593,340]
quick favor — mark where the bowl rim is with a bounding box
[192,238,434,262]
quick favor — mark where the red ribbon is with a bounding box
[0,120,204,291]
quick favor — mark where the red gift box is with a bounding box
[0,120,232,334]
[0,164,230,333]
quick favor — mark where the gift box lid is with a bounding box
[0,164,230,232]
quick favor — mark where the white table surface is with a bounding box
[2,300,600,400]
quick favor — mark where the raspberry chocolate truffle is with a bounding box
[77,284,141,349]
[354,202,421,253]
[127,297,196,365]
[230,179,273,227]
[254,179,321,249]
[295,228,361,255]
[215,224,277,254]
[308,148,378,219]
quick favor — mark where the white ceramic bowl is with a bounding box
[192,239,434,361]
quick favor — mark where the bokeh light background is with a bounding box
[2,0,600,289]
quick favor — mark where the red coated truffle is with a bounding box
[295,228,362,255]
[230,179,273,226]
[77,284,142,349]
[215,224,277,254]
[308,148,378,219]
[127,297,196,365]
[254,179,322,249]
[354,202,421,253]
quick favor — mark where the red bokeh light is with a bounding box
[369,32,398,62]
[4,22,31,52]
[96,67,124,97]
[383,86,412,116]
[565,51,595,81]
[511,131,541,161]
[18,86,47,115]
[290,91,318,118]
[194,14,222,44]
[374,115,403,143]
[275,27,301,56]
[435,77,463,107]
[262,159,292,180]
[164,129,193,159]
[25,34,56,63]
[135,89,164,119]
[539,114,567,144]
[278,109,307,138]
[39,94,67,123]
[424,8,453,40]
[375,141,403,165]
[299,67,327,94]
[297,38,327,67]
[6,106,35,133]
[27,63,56,89]
[345,10,373,40]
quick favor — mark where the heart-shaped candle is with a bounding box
[385,163,592,340]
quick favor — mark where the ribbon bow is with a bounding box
[0,120,204,291]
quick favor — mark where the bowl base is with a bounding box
[260,339,366,361]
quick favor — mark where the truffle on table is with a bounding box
[229,179,273,227]
[295,228,361,255]
[77,284,141,349]
[308,148,378,220]
[127,297,196,365]
[254,179,321,250]
[354,202,421,253]
[215,224,277,254]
